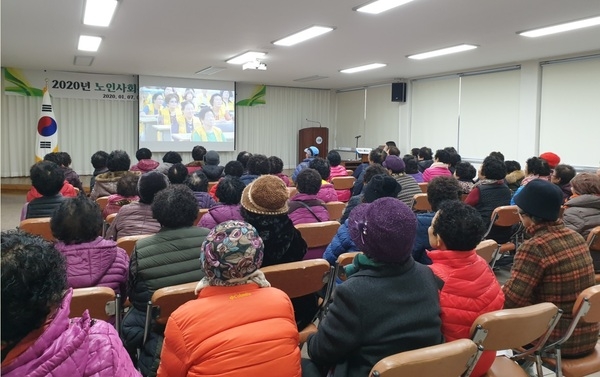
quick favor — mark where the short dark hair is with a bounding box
[185,171,209,192]
[455,161,476,181]
[168,163,189,184]
[117,172,140,197]
[162,151,182,164]
[236,151,252,169]
[433,201,486,251]
[403,155,419,174]
[411,148,420,157]
[525,156,551,176]
[138,171,169,204]
[209,93,222,106]
[418,147,433,160]
[247,154,271,175]
[43,152,60,164]
[387,146,401,157]
[152,185,199,228]
[91,151,109,169]
[268,156,284,174]
[369,148,387,165]
[444,147,461,167]
[364,165,388,183]
[309,158,331,180]
[224,160,244,177]
[152,92,163,101]
[553,164,576,185]
[504,160,521,174]
[216,176,245,205]
[427,176,462,211]
[489,151,505,162]
[198,107,214,121]
[57,152,72,167]
[296,168,322,195]
[30,161,64,196]
[51,196,103,244]
[327,151,342,167]
[434,149,451,164]
[1,230,68,347]
[481,156,507,180]
[191,145,207,161]
[386,141,397,148]
[107,150,131,172]
[136,148,152,161]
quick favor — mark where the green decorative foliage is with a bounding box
[236,85,266,106]
[3,68,43,96]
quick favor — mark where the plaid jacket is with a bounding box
[503,221,598,357]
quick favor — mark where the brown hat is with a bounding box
[241,175,289,215]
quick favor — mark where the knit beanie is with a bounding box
[514,179,563,221]
[240,175,289,215]
[539,152,561,169]
[363,174,401,203]
[137,171,169,204]
[382,155,406,173]
[205,150,220,165]
[348,197,417,264]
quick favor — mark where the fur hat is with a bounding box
[304,146,319,157]
[349,197,417,264]
[204,150,220,165]
[514,179,563,221]
[382,155,406,173]
[363,174,401,203]
[241,175,289,215]
[539,152,561,169]
[137,171,169,204]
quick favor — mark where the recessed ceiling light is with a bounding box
[195,66,227,75]
[407,44,477,60]
[294,75,329,82]
[83,0,118,27]
[519,15,600,37]
[78,35,102,52]
[73,56,95,66]
[354,0,414,15]
[273,26,335,46]
[340,63,386,74]
[226,51,266,65]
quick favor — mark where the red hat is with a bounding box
[539,152,560,169]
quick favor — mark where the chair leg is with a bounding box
[555,346,563,377]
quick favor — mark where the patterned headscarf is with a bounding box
[195,220,270,293]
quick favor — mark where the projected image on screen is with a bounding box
[138,77,235,152]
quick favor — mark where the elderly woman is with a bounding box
[91,150,140,200]
[563,173,600,241]
[1,230,139,376]
[191,108,226,142]
[122,185,209,376]
[184,170,216,209]
[157,221,301,377]
[51,195,128,298]
[102,172,140,218]
[198,176,245,230]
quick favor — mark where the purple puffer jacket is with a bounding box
[288,194,330,225]
[1,289,140,377]
[316,182,338,203]
[193,191,217,209]
[54,237,129,297]
[105,202,161,240]
[198,204,244,230]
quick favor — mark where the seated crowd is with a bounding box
[5,143,600,377]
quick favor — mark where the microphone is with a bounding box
[355,135,361,139]
[306,118,322,127]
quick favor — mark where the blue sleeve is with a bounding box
[511,185,523,205]
[291,162,306,183]
[323,221,358,265]
[412,214,433,265]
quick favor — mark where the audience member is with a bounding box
[411,147,420,158]
[185,171,216,209]
[551,164,577,202]
[292,146,319,183]
[383,155,420,206]
[208,160,244,200]
[340,165,387,224]
[309,158,338,203]
[25,160,77,203]
[403,155,424,183]
[240,154,270,185]
[327,150,351,202]
[417,146,433,173]
[56,152,84,193]
[130,147,159,173]
[289,168,329,225]
[91,150,139,200]
[382,141,397,154]
[504,160,525,193]
[269,155,291,186]
[199,176,245,229]
[563,173,600,241]
[444,146,461,175]
[454,161,477,194]
[90,150,109,191]
[236,151,253,175]
[202,150,224,181]
[353,147,387,196]
[154,151,183,175]
[488,151,505,162]
[186,145,206,174]
[540,151,561,170]
[102,172,140,218]
[422,149,452,182]
[387,146,401,157]
[511,156,552,204]
[167,162,189,184]
[22,161,69,220]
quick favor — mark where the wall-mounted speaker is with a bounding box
[391,82,407,102]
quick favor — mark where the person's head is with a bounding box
[246,154,271,176]
[309,157,331,180]
[525,156,549,176]
[382,155,406,174]
[184,89,195,101]
[137,171,169,204]
[224,160,244,177]
[200,221,264,286]
[481,155,507,180]
[387,146,401,157]
[90,150,109,170]
[162,151,182,164]
[551,164,576,186]
[454,161,476,181]
[539,152,561,169]
[326,150,342,167]
[488,151,505,162]
[504,160,521,174]
[152,92,164,107]
[363,164,388,184]
[363,174,401,203]
[209,93,223,107]
[1,231,68,352]
[168,163,189,184]
[240,175,289,216]
[181,100,195,117]
[369,147,387,165]
[444,147,461,167]
[418,147,433,161]
[116,172,140,197]
[268,156,284,174]
[135,148,152,161]
[349,198,417,264]
[43,152,60,164]
[427,176,462,211]
[570,173,600,195]
[185,171,210,192]
[106,150,131,172]
[386,141,397,148]
[304,146,319,158]
[434,149,451,164]
[191,145,207,162]
[57,152,72,167]
[411,148,420,158]
[296,168,322,195]
[429,201,485,252]
[50,196,103,244]
[152,185,199,228]
[402,155,419,174]
[204,150,220,165]
[198,107,215,126]
[515,179,563,224]
[216,176,245,205]
[30,161,65,196]
[221,90,231,101]
[165,93,179,109]
[236,151,253,170]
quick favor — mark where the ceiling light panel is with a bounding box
[519,15,600,37]
[407,44,477,60]
[273,26,335,46]
[83,0,118,27]
[354,0,414,15]
[78,35,102,52]
[340,63,386,73]
[226,51,266,64]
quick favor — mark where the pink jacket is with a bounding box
[130,159,160,173]
[102,194,139,218]
[316,181,338,203]
[1,289,140,377]
[288,194,330,225]
[328,166,351,202]
[198,204,244,230]
[422,162,452,182]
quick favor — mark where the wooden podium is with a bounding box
[298,127,328,164]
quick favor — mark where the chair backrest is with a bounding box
[418,182,428,193]
[325,201,346,221]
[207,181,218,192]
[346,169,354,176]
[482,205,521,240]
[194,208,209,226]
[411,193,432,212]
[71,286,118,323]
[588,226,600,251]
[105,212,117,225]
[151,281,198,325]
[116,234,152,257]
[475,239,498,264]
[19,217,54,241]
[295,221,340,248]
[261,259,330,299]
[96,196,109,211]
[287,187,298,198]
[332,176,356,190]
[369,338,480,377]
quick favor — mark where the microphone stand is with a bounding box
[355,135,361,160]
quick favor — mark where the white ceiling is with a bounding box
[2,0,600,90]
